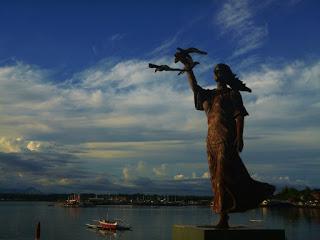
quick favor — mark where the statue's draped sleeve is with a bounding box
[194,85,213,111]
[230,90,249,118]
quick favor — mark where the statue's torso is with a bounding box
[206,89,237,145]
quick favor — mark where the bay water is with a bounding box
[0,202,319,240]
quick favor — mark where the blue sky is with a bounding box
[0,0,319,194]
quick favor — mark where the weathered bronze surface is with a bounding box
[149,48,275,228]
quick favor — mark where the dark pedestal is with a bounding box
[172,225,285,240]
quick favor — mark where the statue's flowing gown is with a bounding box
[194,86,275,213]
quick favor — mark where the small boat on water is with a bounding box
[86,219,131,231]
[249,219,263,222]
[63,194,96,208]
[64,194,81,207]
[98,219,118,230]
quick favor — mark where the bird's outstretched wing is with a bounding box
[148,63,183,72]
[176,47,207,55]
[149,47,207,75]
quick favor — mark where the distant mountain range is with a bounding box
[0,187,43,194]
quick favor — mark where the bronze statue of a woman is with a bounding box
[180,58,275,228]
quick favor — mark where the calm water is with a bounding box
[0,202,319,240]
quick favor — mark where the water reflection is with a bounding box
[261,207,320,224]
[63,207,81,219]
[86,228,118,239]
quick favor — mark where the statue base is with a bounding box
[172,225,285,240]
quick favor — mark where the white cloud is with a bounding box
[80,59,155,88]
[110,33,125,42]
[26,141,41,152]
[0,59,205,143]
[201,171,210,179]
[0,137,44,153]
[136,161,146,173]
[1,57,320,190]
[0,136,67,154]
[149,35,178,56]
[239,61,320,152]
[122,167,130,181]
[67,89,103,108]
[216,0,268,57]
[58,178,74,186]
[0,137,22,153]
[153,164,167,177]
[36,177,74,186]
[77,140,202,161]
[174,174,186,181]
[245,61,319,110]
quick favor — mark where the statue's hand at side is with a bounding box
[235,137,244,152]
[235,115,244,152]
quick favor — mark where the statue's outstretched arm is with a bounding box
[178,56,200,93]
[186,70,199,93]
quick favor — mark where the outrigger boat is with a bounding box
[64,194,80,207]
[86,219,131,231]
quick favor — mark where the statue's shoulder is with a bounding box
[229,88,242,98]
[208,88,217,99]
[211,88,217,95]
[212,87,232,96]
[199,86,216,96]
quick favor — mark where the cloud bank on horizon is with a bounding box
[0,0,319,194]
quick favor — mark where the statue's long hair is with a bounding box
[214,63,251,92]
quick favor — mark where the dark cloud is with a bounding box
[0,151,88,186]
[0,152,45,173]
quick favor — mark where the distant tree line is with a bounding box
[273,187,320,202]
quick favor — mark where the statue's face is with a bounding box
[214,69,226,83]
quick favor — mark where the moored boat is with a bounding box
[98,219,118,230]
[86,219,131,231]
[64,194,80,207]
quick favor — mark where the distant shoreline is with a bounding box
[1,186,320,209]
[1,199,320,210]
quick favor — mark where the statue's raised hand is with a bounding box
[174,47,206,70]
[149,47,206,75]
[174,51,194,68]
